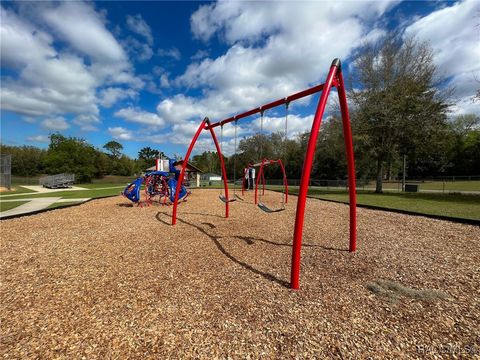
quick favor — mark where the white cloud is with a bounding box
[450,97,480,117]
[22,116,37,124]
[190,1,398,44]
[0,2,143,121]
[26,135,49,143]
[158,1,399,129]
[157,94,207,123]
[157,47,181,60]
[191,49,209,60]
[108,126,133,141]
[99,87,138,108]
[149,67,170,89]
[42,2,126,63]
[126,14,153,45]
[405,0,480,115]
[123,36,154,62]
[115,107,165,127]
[159,74,170,88]
[73,114,101,132]
[41,117,69,131]
[250,114,314,138]
[0,6,55,67]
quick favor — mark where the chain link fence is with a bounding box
[0,154,12,190]
[259,176,480,193]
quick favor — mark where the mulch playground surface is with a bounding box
[1,190,479,358]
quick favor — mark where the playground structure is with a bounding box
[122,159,189,207]
[171,59,357,290]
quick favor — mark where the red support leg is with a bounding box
[242,168,247,196]
[207,121,230,219]
[278,159,288,204]
[254,159,266,205]
[336,70,357,252]
[262,171,266,195]
[290,60,340,289]
[172,118,208,225]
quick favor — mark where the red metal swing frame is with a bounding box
[253,159,288,206]
[241,159,288,206]
[171,59,357,289]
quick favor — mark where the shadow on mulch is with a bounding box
[156,211,290,288]
[232,235,348,252]
[116,203,134,207]
[180,211,224,218]
[155,211,348,288]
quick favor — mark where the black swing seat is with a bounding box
[257,202,285,213]
[219,195,236,203]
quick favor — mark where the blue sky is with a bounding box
[1,0,479,159]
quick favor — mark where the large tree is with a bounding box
[45,134,99,182]
[350,36,450,192]
[447,114,480,176]
[0,144,47,176]
[137,147,160,163]
[103,141,123,159]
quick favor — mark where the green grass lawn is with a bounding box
[364,180,480,192]
[1,188,122,201]
[91,175,134,184]
[0,201,29,212]
[288,188,480,221]
[76,183,127,189]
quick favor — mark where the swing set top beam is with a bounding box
[247,159,283,168]
[205,83,328,130]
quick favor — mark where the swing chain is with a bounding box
[259,108,264,162]
[233,119,238,195]
[282,100,289,207]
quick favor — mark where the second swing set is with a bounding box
[219,102,289,213]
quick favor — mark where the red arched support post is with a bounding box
[290,59,356,289]
[278,159,289,204]
[254,159,288,205]
[172,117,231,225]
[242,168,247,196]
[336,69,357,252]
[254,158,267,205]
[172,118,208,225]
[207,120,230,219]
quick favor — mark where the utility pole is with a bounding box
[402,154,406,192]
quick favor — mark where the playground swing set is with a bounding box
[241,105,290,212]
[172,58,357,289]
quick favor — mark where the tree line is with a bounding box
[191,112,479,186]
[1,35,479,191]
[0,135,166,183]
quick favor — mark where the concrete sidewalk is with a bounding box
[0,197,91,218]
[22,185,88,193]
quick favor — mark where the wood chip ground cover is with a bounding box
[1,190,479,358]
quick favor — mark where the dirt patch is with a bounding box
[1,189,479,358]
[366,279,449,303]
